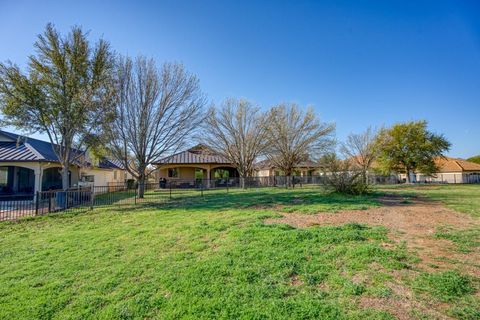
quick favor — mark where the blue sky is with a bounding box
[0,0,479,158]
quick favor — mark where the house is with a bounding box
[348,155,480,184]
[254,159,322,177]
[153,145,239,187]
[397,157,480,183]
[0,130,127,196]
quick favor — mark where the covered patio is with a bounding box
[154,145,239,188]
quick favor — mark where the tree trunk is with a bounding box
[362,170,368,185]
[240,176,246,189]
[405,169,411,183]
[61,162,70,191]
[138,172,146,198]
[285,175,292,189]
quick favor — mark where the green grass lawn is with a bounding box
[378,184,480,218]
[0,186,478,319]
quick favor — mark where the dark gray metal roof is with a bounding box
[0,130,123,170]
[0,141,41,161]
[0,130,59,162]
[154,145,231,165]
[97,158,124,170]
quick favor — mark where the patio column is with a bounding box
[33,165,42,202]
[206,167,211,188]
[12,167,19,193]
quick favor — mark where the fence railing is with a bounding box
[1,174,479,222]
[0,176,326,221]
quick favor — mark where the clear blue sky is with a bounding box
[1,0,479,158]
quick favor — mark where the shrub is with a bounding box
[320,154,370,195]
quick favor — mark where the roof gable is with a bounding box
[0,130,60,162]
[437,157,480,172]
[154,145,231,165]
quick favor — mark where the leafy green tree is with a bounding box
[375,121,450,183]
[467,156,480,164]
[0,23,115,190]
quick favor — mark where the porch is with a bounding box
[156,164,239,188]
[0,163,79,198]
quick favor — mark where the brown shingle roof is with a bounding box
[348,155,480,173]
[153,145,231,165]
[435,157,480,173]
[254,159,320,170]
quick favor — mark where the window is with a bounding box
[168,168,179,178]
[114,170,118,180]
[195,168,204,179]
[83,175,94,183]
[214,169,229,178]
[0,167,8,187]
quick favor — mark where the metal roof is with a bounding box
[0,130,123,170]
[97,158,124,170]
[154,145,231,165]
[0,142,41,161]
[0,130,59,162]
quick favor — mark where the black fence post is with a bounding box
[35,191,40,216]
[169,182,172,199]
[48,192,52,213]
[201,181,204,197]
[134,186,137,205]
[90,186,94,210]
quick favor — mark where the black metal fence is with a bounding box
[1,174,479,222]
[0,176,328,221]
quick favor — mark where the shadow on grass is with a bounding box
[141,188,382,213]
[2,187,383,225]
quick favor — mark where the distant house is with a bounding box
[0,130,127,196]
[397,157,480,183]
[153,145,239,187]
[254,159,322,177]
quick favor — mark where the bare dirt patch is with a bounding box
[358,294,451,320]
[265,194,480,274]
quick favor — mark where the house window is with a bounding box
[168,168,179,178]
[114,170,118,180]
[83,175,94,183]
[195,168,204,179]
[0,167,8,187]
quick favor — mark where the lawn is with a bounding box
[0,186,478,319]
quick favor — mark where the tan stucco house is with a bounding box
[153,145,239,187]
[397,157,480,183]
[254,159,322,177]
[0,130,127,197]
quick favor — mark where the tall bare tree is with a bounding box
[202,98,268,188]
[107,56,205,197]
[341,127,378,185]
[0,23,115,190]
[265,103,335,187]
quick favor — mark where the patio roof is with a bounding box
[154,145,231,165]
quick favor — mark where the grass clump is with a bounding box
[413,271,475,302]
[435,227,480,253]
